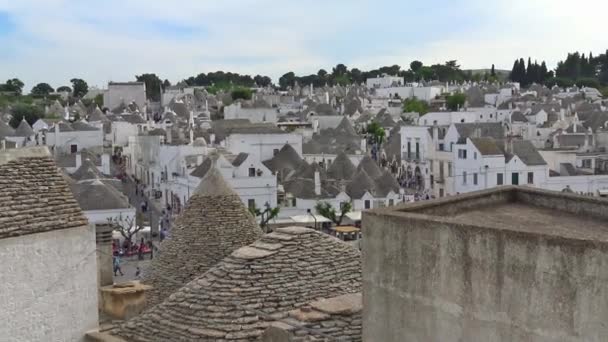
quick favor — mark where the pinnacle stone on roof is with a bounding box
[141,166,263,307]
[357,155,382,179]
[114,227,361,342]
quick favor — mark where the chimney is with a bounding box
[101,154,110,175]
[210,133,216,146]
[189,128,194,145]
[325,92,329,104]
[360,139,366,153]
[196,155,203,166]
[314,171,321,196]
[559,108,565,121]
[75,153,82,169]
[573,123,577,133]
[166,129,172,144]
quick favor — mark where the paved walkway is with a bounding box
[121,177,164,237]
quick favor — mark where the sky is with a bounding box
[0,0,606,90]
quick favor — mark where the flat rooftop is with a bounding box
[369,186,608,243]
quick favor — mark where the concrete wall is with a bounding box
[363,193,608,342]
[0,226,98,342]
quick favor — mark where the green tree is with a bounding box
[70,78,89,98]
[94,93,104,107]
[410,60,423,73]
[31,83,54,97]
[402,97,429,114]
[332,64,348,77]
[163,79,171,89]
[231,87,252,101]
[315,201,352,226]
[279,71,296,90]
[57,86,72,93]
[136,73,162,101]
[491,64,496,77]
[9,103,43,128]
[367,122,386,145]
[249,202,280,232]
[253,75,272,87]
[446,93,466,111]
[1,78,25,95]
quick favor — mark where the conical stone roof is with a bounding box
[327,152,356,180]
[346,168,376,199]
[114,227,361,341]
[357,155,382,179]
[262,144,304,173]
[14,119,34,137]
[142,167,263,307]
[71,158,103,181]
[0,120,15,138]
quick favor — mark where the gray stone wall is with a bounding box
[0,226,99,342]
[362,212,608,342]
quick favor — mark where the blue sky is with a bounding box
[0,0,606,90]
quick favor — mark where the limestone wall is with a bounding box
[362,210,608,342]
[0,226,99,342]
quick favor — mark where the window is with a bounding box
[439,143,444,151]
[70,144,78,153]
[527,172,534,184]
[415,142,420,160]
[439,188,444,197]
[512,172,519,185]
[490,114,493,118]
[248,168,256,177]
[497,173,503,185]
[582,159,592,168]
[430,161,434,173]
[439,161,444,180]
[473,173,478,185]
[388,199,394,206]
[364,200,371,209]
[430,175,434,189]
[448,162,452,177]
[463,171,467,185]
[407,141,411,159]
[474,152,477,160]
[248,199,256,210]
[458,149,467,159]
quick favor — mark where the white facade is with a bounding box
[0,227,98,342]
[104,82,147,111]
[83,207,136,225]
[45,128,104,153]
[452,138,548,194]
[224,102,278,123]
[110,121,147,146]
[226,133,303,162]
[366,75,405,89]
[375,86,443,102]
[419,110,504,126]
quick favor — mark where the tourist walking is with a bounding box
[113,253,124,276]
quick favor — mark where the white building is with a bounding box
[104,82,147,112]
[225,130,303,162]
[366,75,405,89]
[0,147,98,342]
[45,122,104,153]
[224,101,279,123]
[375,86,443,102]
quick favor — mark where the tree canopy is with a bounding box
[446,93,466,111]
[70,78,89,98]
[231,87,253,101]
[9,103,43,128]
[136,73,163,101]
[402,97,429,114]
[31,83,54,97]
[0,78,25,95]
[57,86,72,93]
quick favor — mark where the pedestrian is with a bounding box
[138,238,145,260]
[144,200,148,212]
[113,253,124,276]
[140,201,146,213]
[135,266,141,278]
